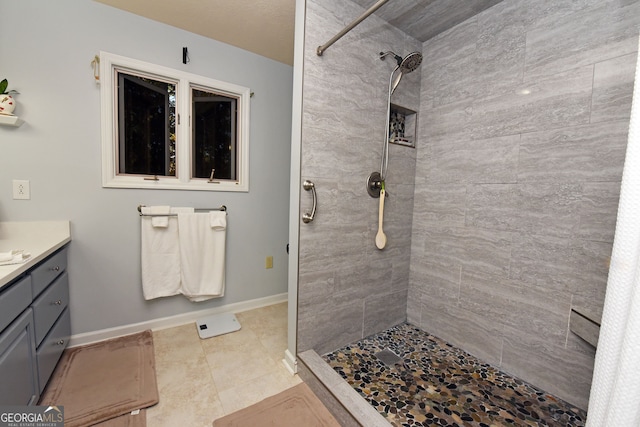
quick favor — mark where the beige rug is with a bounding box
[212,383,341,427]
[40,330,159,427]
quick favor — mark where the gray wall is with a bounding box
[409,0,640,409]
[296,0,420,355]
[0,0,292,335]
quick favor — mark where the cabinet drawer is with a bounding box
[0,275,32,334]
[37,308,70,394]
[32,272,69,347]
[0,308,39,405]
[31,247,67,298]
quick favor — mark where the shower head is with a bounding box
[380,51,422,71]
[381,51,423,94]
[399,51,422,73]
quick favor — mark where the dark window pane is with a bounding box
[117,73,176,176]
[192,88,237,180]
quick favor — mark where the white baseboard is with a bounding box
[68,292,287,347]
[282,348,298,374]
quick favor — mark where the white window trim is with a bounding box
[99,51,250,192]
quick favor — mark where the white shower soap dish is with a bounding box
[196,312,241,339]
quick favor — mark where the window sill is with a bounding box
[102,176,248,192]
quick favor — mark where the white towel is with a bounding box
[210,211,227,230]
[0,250,31,266]
[146,205,171,227]
[140,206,194,300]
[178,212,226,302]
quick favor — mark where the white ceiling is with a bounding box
[95,0,296,65]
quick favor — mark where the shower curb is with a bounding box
[298,349,390,427]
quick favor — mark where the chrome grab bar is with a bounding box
[302,180,317,223]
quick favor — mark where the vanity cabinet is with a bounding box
[0,246,70,404]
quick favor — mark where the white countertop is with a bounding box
[0,221,71,290]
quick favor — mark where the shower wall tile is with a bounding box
[363,289,409,337]
[427,135,519,184]
[459,269,570,344]
[422,226,512,277]
[299,221,370,273]
[412,184,466,227]
[391,257,412,291]
[297,299,365,355]
[509,233,583,293]
[386,144,417,186]
[302,126,379,179]
[419,297,504,367]
[466,183,583,238]
[410,258,461,303]
[470,66,593,139]
[569,239,612,303]
[298,270,337,311]
[420,98,474,143]
[335,263,379,301]
[524,0,640,81]
[406,281,426,325]
[518,121,629,183]
[501,329,595,410]
[510,235,611,306]
[424,18,479,107]
[578,182,622,243]
[591,52,638,123]
[385,183,417,225]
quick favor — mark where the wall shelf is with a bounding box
[389,103,416,148]
[0,114,24,127]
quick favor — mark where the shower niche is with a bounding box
[389,103,416,147]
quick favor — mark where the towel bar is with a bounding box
[137,205,227,216]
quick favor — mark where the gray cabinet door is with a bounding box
[0,308,38,405]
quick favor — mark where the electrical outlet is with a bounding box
[266,256,273,269]
[12,180,30,200]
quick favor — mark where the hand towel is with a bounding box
[178,212,226,302]
[140,207,193,300]
[0,250,31,266]
[0,251,12,262]
[210,211,227,230]
[141,205,171,228]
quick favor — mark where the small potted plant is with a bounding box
[0,79,19,115]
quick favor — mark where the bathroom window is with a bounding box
[100,51,250,192]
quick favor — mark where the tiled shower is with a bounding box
[297,0,640,411]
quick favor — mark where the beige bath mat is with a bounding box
[40,330,158,427]
[212,382,340,427]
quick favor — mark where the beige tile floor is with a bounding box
[146,302,301,427]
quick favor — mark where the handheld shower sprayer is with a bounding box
[368,50,423,249]
[380,51,422,178]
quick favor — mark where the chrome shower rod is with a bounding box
[316,0,390,56]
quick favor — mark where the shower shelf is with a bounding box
[389,136,413,147]
[389,103,416,148]
[569,306,600,348]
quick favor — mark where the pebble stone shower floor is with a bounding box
[323,323,587,427]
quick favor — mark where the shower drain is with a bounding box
[375,348,402,366]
